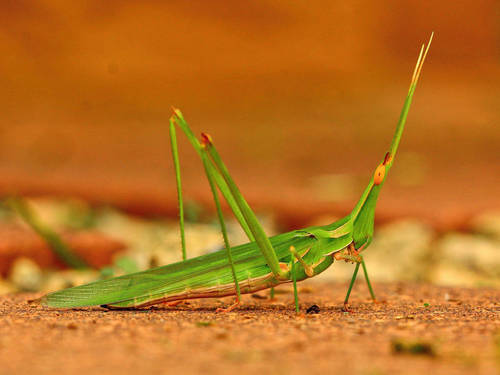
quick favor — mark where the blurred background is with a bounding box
[0,1,499,292]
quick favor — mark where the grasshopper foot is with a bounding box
[342,302,353,313]
[216,299,240,313]
[165,300,186,308]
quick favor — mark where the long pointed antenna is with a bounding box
[351,33,433,219]
[388,32,433,165]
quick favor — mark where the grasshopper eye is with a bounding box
[374,164,386,185]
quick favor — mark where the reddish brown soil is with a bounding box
[1,282,498,375]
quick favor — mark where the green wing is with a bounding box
[40,231,304,308]
[40,214,355,309]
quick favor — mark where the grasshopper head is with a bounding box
[350,152,392,250]
[348,32,433,251]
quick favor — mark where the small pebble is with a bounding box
[306,304,320,314]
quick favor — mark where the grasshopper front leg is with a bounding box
[334,244,376,312]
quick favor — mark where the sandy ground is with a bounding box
[1,282,498,375]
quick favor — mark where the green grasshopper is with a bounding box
[37,34,433,312]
